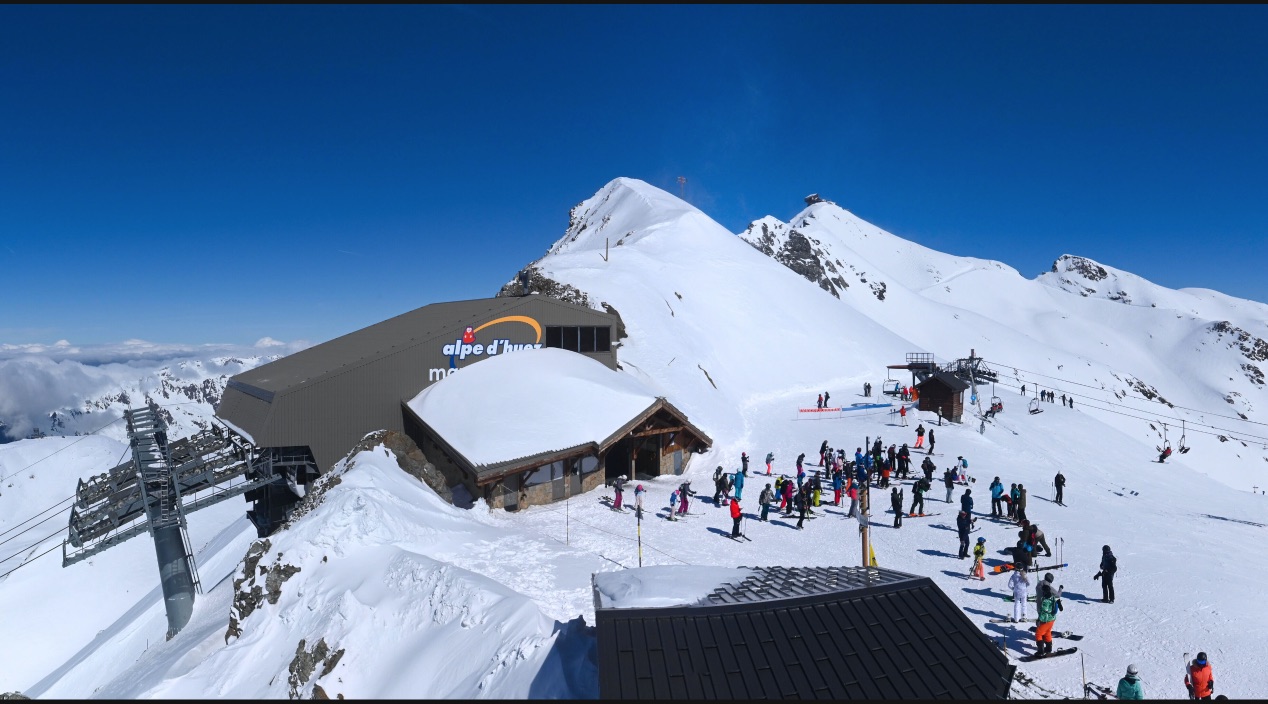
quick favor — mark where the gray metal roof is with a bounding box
[919,371,971,392]
[595,565,1014,700]
[233,297,562,395]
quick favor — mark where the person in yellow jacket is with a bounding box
[969,537,987,580]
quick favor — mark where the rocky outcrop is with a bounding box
[288,637,345,700]
[496,265,592,307]
[739,219,851,299]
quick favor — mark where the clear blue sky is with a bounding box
[2,5,1265,346]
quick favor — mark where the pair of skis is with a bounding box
[993,561,1068,574]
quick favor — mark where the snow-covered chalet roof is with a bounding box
[406,347,664,470]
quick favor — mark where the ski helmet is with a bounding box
[636,484,644,492]
[1044,573,1054,583]
[1197,652,1208,663]
[1126,664,1139,676]
[977,537,985,544]
[1103,544,1112,552]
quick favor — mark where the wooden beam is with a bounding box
[630,425,685,438]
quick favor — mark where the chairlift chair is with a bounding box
[1178,421,1190,454]
[1028,397,1043,415]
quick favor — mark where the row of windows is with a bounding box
[544,326,612,353]
[524,456,601,486]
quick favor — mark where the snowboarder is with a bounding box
[990,477,1004,517]
[1117,664,1144,700]
[1016,484,1028,522]
[961,488,974,515]
[1054,471,1066,506]
[817,393,823,409]
[1185,653,1214,700]
[970,536,987,580]
[956,510,973,559]
[765,451,774,475]
[730,497,743,538]
[891,487,903,527]
[1008,568,1031,622]
[668,489,679,521]
[613,475,626,511]
[914,423,925,448]
[677,481,695,516]
[1033,583,1063,657]
[1035,572,1062,606]
[927,428,936,455]
[1094,544,1117,603]
[899,404,908,426]
[733,468,746,501]
[944,468,957,503]
[910,476,928,516]
[741,452,749,475]
[759,483,774,522]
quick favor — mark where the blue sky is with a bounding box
[2,5,1265,346]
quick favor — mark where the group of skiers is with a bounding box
[815,391,832,409]
[1033,389,1074,408]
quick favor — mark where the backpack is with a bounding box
[670,491,679,506]
[1037,596,1057,623]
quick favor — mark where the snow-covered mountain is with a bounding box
[0,341,304,444]
[4,177,1267,699]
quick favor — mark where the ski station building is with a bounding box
[215,294,711,517]
[593,565,1014,700]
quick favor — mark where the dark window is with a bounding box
[545,326,563,349]
[595,326,611,352]
[579,326,596,353]
[562,326,579,351]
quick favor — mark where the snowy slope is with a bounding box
[740,200,1268,491]
[5,177,1268,699]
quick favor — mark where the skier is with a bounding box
[634,484,645,518]
[898,444,911,478]
[891,487,903,527]
[1061,393,1067,406]
[943,468,957,503]
[824,391,831,407]
[888,444,897,470]
[1069,397,1074,409]
[970,536,987,580]
[990,477,1004,517]
[1116,664,1144,700]
[880,459,891,489]
[781,479,795,516]
[1185,653,1214,700]
[914,423,925,448]
[956,510,973,559]
[795,484,809,530]
[1013,538,1033,572]
[1016,484,1028,522]
[819,440,828,466]
[759,483,774,522]
[1159,446,1172,463]
[732,468,745,502]
[677,480,695,516]
[765,451,774,475]
[796,452,805,473]
[810,472,822,507]
[1027,524,1052,557]
[741,452,749,475]
[909,477,927,516]
[958,455,969,482]
[1008,567,1031,622]
[1033,582,1063,657]
[668,488,679,521]
[730,497,743,538]
[712,467,726,505]
[921,456,936,483]
[845,480,859,520]
[1021,384,1026,396]
[899,403,908,426]
[927,428,936,455]
[722,472,734,504]
[960,488,974,515]
[1008,483,1019,519]
[613,475,626,511]
[1094,544,1117,603]
[1054,471,1066,506]
[832,471,844,506]
[817,393,823,409]
[863,381,869,397]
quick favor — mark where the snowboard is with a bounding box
[1019,647,1078,662]
[1028,626,1083,641]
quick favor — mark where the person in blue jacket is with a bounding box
[960,488,974,515]
[732,468,745,501]
[990,477,1005,517]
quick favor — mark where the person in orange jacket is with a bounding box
[730,497,743,538]
[1185,652,1214,700]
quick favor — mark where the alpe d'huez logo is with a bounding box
[431,315,544,381]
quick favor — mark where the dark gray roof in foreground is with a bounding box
[595,565,1013,700]
[920,370,971,392]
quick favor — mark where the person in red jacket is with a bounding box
[1185,652,1214,700]
[730,497,743,538]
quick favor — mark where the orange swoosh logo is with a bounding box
[472,315,542,343]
